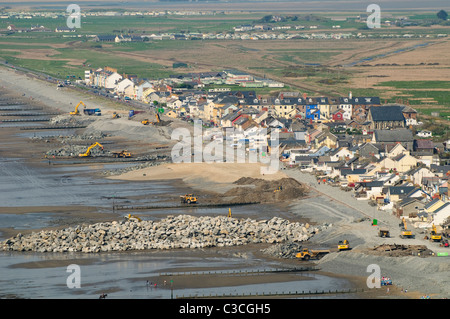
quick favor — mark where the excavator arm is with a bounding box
[70,101,86,115]
[79,142,104,157]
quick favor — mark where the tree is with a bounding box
[437,10,448,20]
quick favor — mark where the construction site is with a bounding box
[1,66,450,300]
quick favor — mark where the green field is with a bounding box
[0,10,449,110]
[376,81,450,90]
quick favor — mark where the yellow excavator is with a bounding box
[70,101,86,115]
[79,142,104,157]
[142,114,161,126]
[430,224,442,242]
[400,217,414,239]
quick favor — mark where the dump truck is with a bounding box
[112,150,131,158]
[180,194,197,204]
[338,240,350,251]
[83,108,101,116]
[296,248,330,261]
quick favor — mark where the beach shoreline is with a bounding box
[0,65,442,299]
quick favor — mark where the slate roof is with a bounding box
[373,129,414,142]
[424,198,443,209]
[369,105,405,122]
[388,186,417,195]
[414,139,435,149]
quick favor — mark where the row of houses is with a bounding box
[280,121,449,229]
[84,68,422,136]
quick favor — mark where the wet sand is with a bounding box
[0,70,425,300]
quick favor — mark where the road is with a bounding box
[283,166,443,251]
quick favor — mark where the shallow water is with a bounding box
[0,250,353,299]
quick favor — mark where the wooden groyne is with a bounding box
[114,201,261,211]
[176,288,364,299]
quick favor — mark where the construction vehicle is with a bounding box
[379,228,390,238]
[70,101,85,115]
[296,248,330,261]
[430,224,442,242]
[112,150,131,158]
[180,194,197,204]
[338,240,350,251]
[112,112,120,119]
[78,142,104,157]
[399,217,414,239]
[142,114,160,126]
[83,108,101,116]
[126,214,141,222]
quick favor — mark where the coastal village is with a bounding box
[79,66,450,240]
[1,5,450,300]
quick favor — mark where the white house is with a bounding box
[431,203,450,226]
[115,78,135,95]
[338,97,353,120]
[134,81,153,101]
[330,147,352,162]
[417,130,432,138]
[407,167,436,186]
[105,72,123,90]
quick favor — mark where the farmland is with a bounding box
[0,9,449,118]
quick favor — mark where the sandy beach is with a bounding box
[109,162,289,193]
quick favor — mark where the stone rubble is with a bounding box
[0,215,329,253]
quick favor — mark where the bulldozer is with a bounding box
[180,194,197,204]
[296,248,330,261]
[70,101,85,115]
[112,150,131,158]
[338,240,350,251]
[141,119,150,125]
[399,217,414,239]
[79,142,104,157]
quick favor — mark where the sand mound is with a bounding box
[222,177,308,204]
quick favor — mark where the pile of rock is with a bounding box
[46,144,112,157]
[0,215,328,253]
